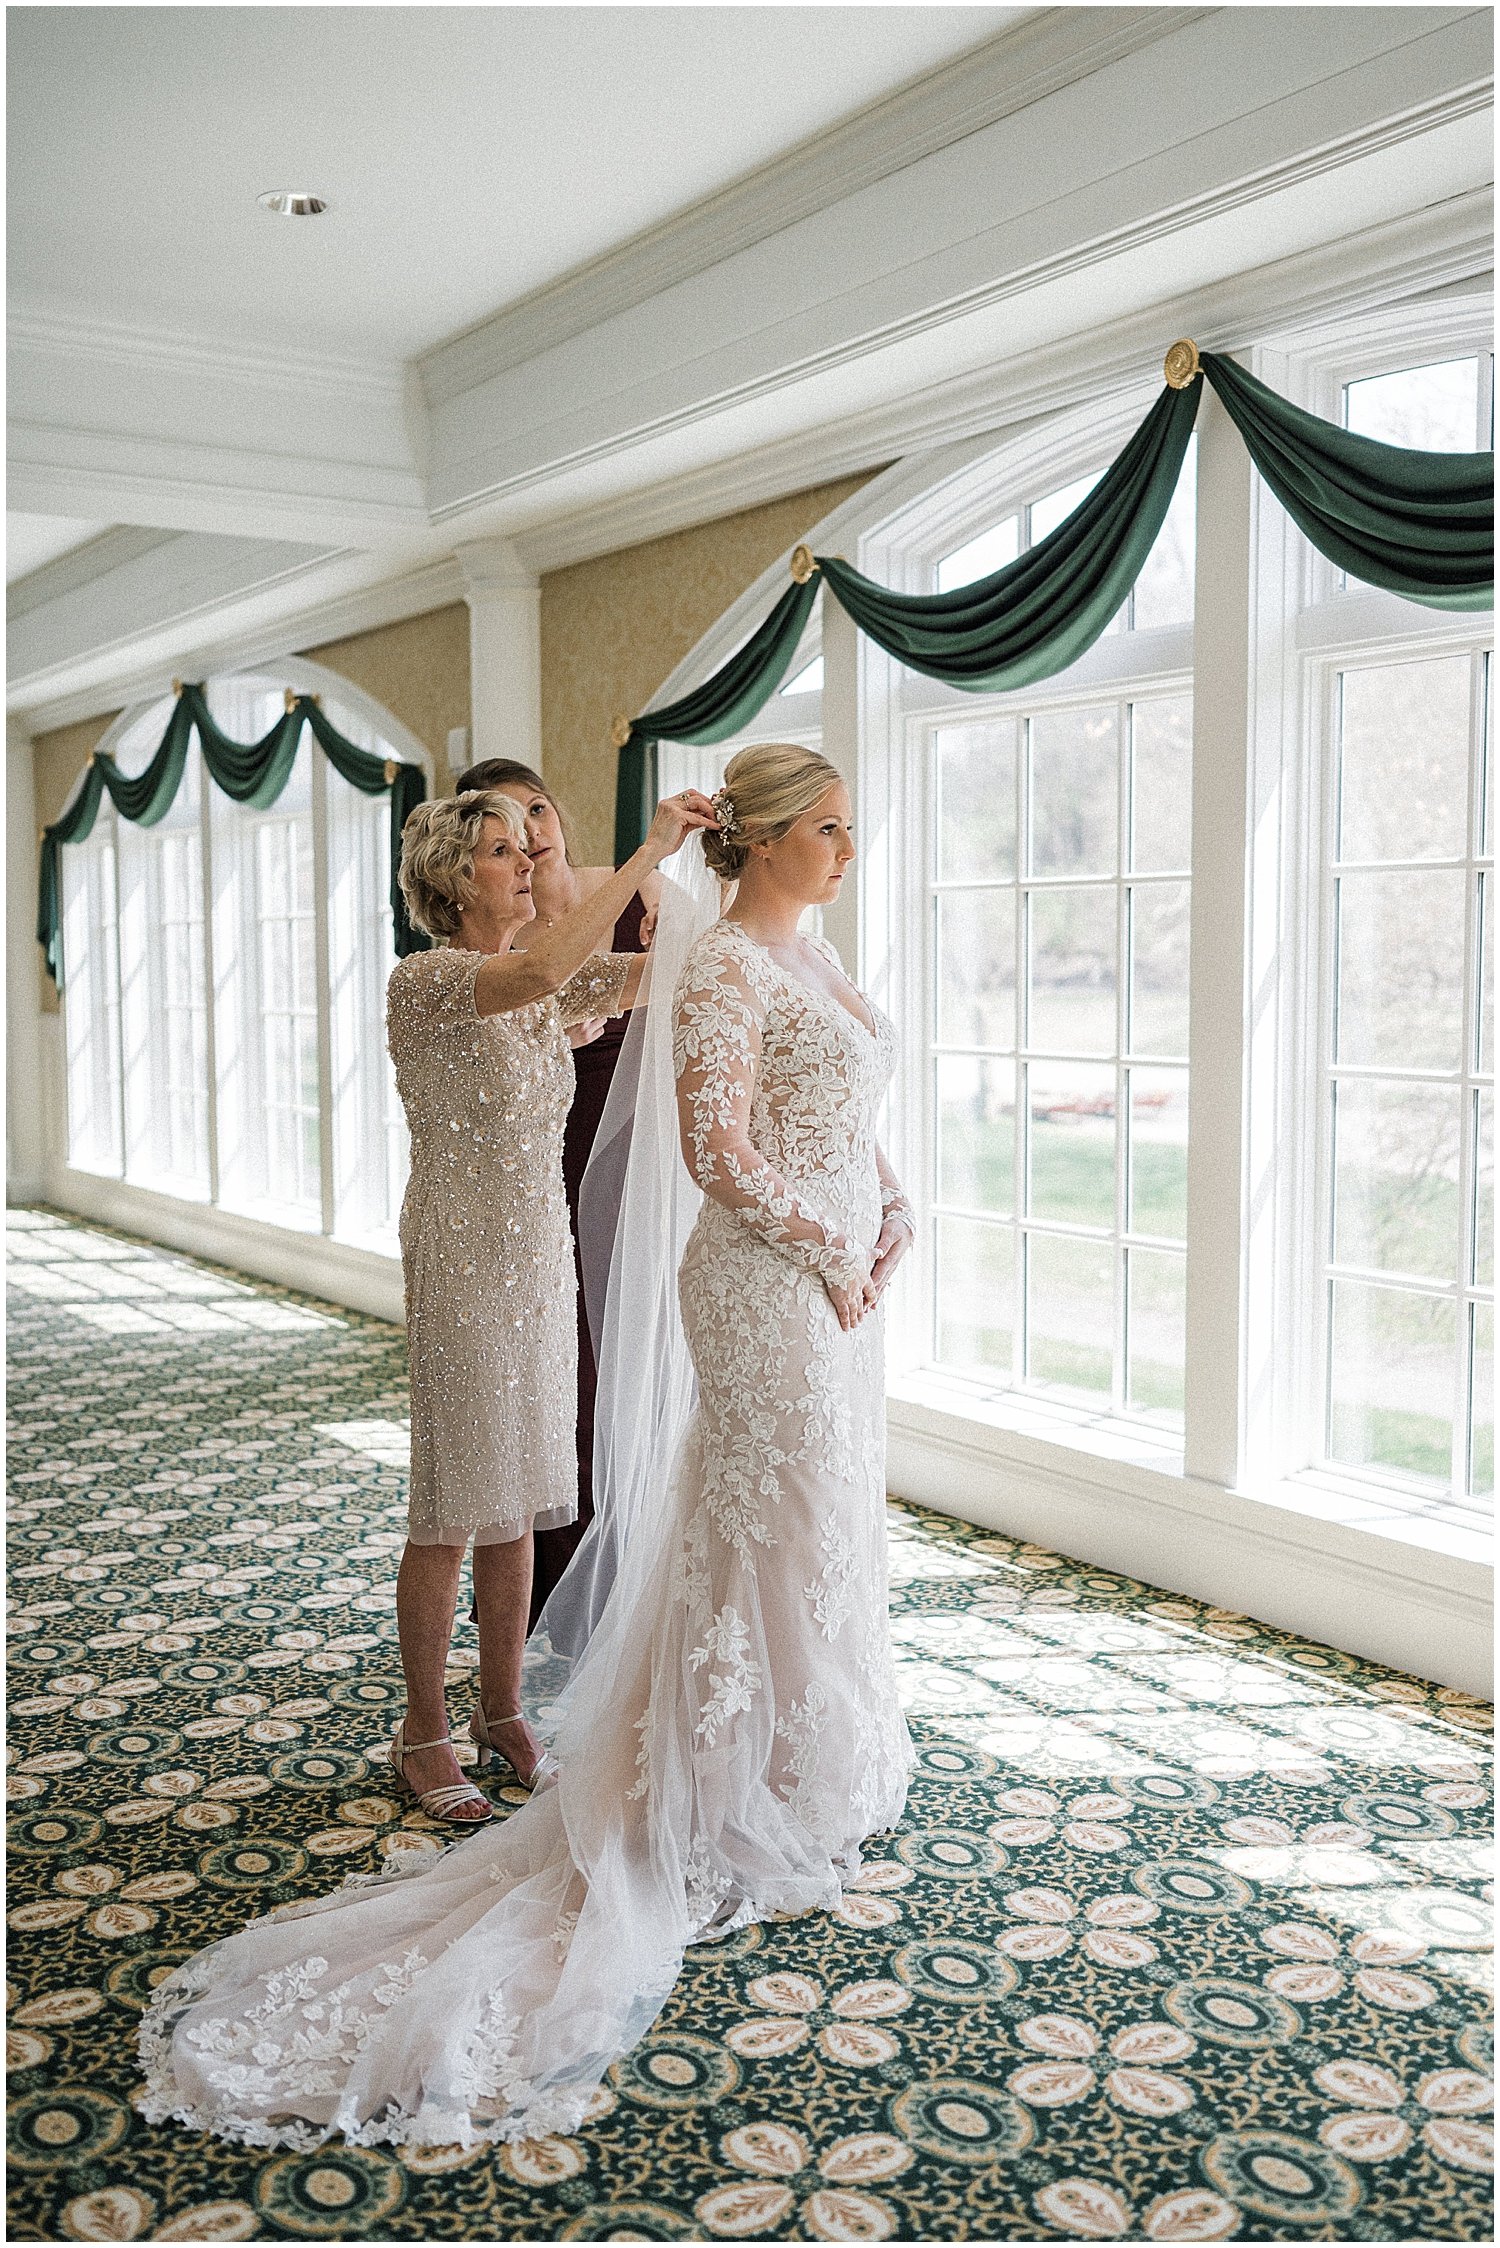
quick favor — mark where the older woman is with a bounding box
[386,783,715,1820]
[454,758,659,1623]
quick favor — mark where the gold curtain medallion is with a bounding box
[1164,339,1202,390]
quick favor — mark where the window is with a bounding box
[59,670,420,1253]
[854,316,1493,1533]
[658,622,824,803]
[1319,652,1490,1498]
[62,806,122,1178]
[937,439,1197,635]
[928,690,1191,1424]
[118,747,209,1198]
[1294,346,1494,1515]
[914,448,1194,1429]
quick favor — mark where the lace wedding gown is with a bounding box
[138,917,913,2150]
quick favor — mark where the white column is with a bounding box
[456,538,541,773]
[7,719,48,1200]
[1182,388,1257,1489]
[818,591,861,975]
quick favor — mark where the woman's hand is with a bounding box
[869,1212,914,1300]
[639,903,658,951]
[643,791,717,864]
[569,1017,608,1050]
[825,1264,878,1331]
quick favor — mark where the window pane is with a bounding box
[1129,881,1190,1059]
[936,516,1019,593]
[783,655,823,694]
[1335,870,1467,1071]
[1130,697,1192,873]
[1471,1302,1493,1499]
[1339,658,1470,863]
[1329,1280,1454,1488]
[935,1215,1013,1377]
[1331,1079,1460,1284]
[936,720,1017,881]
[1130,435,1196,631]
[1344,357,1479,451]
[1474,1089,1493,1291]
[1028,1061,1115,1229]
[1029,473,1099,545]
[1028,886,1116,1055]
[936,891,1015,1048]
[936,1056,1014,1215]
[1126,1246,1185,1425]
[1128,1067,1189,1242]
[1027,1231,1113,1399]
[1029,708,1118,876]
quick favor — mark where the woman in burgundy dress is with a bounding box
[456,758,659,1625]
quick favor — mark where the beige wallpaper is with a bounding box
[305,601,470,764]
[540,472,878,866]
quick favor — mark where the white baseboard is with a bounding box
[20,1144,1492,1696]
[40,1166,405,1327]
[887,1392,1492,1699]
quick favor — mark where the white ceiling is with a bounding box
[8,4,1026,360]
[6,514,112,584]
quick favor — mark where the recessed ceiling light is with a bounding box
[256,191,327,217]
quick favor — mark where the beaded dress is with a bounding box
[387,945,631,1547]
[137,918,913,2150]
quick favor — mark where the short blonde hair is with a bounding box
[703,742,844,879]
[398,789,527,941]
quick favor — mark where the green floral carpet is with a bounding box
[6,1207,1493,2242]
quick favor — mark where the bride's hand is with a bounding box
[826,1266,878,1331]
[869,1213,914,1300]
[643,791,717,863]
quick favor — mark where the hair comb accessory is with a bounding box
[711,790,739,837]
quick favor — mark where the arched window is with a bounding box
[58,665,427,1254]
[860,387,1197,1435]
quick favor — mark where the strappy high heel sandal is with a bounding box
[469,1703,557,1790]
[389,1721,493,1824]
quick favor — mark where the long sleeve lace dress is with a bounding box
[137,918,913,2150]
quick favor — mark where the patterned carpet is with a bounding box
[6,1206,1493,2243]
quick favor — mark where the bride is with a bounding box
[138,740,916,2149]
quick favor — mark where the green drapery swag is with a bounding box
[611,347,1493,854]
[37,685,429,987]
[611,575,819,866]
[1198,352,1493,613]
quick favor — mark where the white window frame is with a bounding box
[55,661,432,1274]
[1246,304,1495,1528]
[849,304,1493,1550]
[853,379,1194,1432]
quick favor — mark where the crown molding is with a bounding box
[7,526,176,615]
[14,554,466,736]
[417,10,1205,414]
[8,306,402,405]
[425,22,1494,525]
[569,189,1495,712]
[503,183,1493,579]
[503,182,1489,576]
[7,420,428,543]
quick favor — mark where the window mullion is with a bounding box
[199,757,221,1208]
[108,809,127,1180]
[310,749,336,1239]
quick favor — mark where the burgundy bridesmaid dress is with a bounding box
[529,891,648,1626]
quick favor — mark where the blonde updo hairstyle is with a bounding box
[703,742,844,880]
[398,788,528,942]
